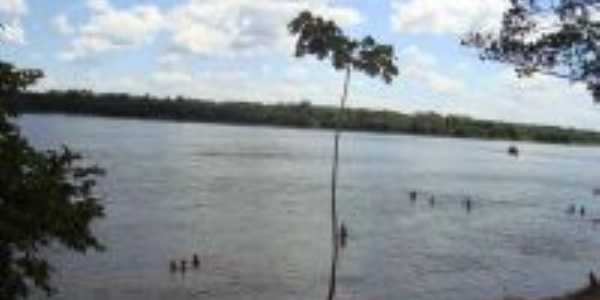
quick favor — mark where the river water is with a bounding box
[18,114,600,300]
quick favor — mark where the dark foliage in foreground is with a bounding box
[10,90,600,145]
[0,62,105,300]
[464,0,600,102]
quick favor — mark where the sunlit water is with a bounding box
[18,114,600,300]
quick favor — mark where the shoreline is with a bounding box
[10,91,600,146]
[507,277,600,300]
[16,112,600,148]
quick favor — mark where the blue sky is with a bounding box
[2,0,600,130]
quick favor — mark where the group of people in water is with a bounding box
[409,190,597,218]
[409,190,473,212]
[567,203,587,217]
[170,253,201,273]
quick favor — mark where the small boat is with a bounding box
[508,145,519,157]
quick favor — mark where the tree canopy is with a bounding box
[0,62,105,299]
[288,10,399,84]
[463,0,600,102]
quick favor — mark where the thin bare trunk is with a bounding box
[327,66,351,300]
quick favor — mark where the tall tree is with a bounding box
[463,0,600,102]
[0,60,105,299]
[288,11,399,300]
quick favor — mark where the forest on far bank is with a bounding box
[9,89,600,145]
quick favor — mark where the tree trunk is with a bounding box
[327,66,351,300]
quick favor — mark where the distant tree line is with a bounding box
[9,89,600,145]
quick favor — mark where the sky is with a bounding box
[2,0,600,130]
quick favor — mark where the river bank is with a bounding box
[545,285,600,300]
[507,278,600,300]
[552,287,600,300]
[10,91,600,145]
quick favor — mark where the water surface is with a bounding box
[19,114,600,300]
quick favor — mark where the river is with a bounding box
[18,114,600,300]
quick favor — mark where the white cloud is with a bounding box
[423,72,466,96]
[58,0,363,60]
[87,0,111,13]
[151,70,193,85]
[0,0,27,44]
[157,53,183,65]
[80,3,163,45]
[0,20,25,44]
[398,45,437,68]
[52,15,74,35]
[59,36,120,61]
[494,68,592,108]
[398,45,466,97]
[409,66,600,130]
[50,62,341,106]
[166,0,363,57]
[391,50,600,129]
[60,0,164,61]
[0,0,27,15]
[284,64,310,81]
[391,0,509,36]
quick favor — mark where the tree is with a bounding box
[463,0,600,102]
[0,61,105,299]
[288,11,399,300]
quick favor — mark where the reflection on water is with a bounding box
[18,114,600,300]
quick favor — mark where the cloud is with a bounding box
[166,0,363,57]
[157,53,183,66]
[59,0,164,61]
[391,0,508,36]
[87,0,111,13]
[398,45,466,97]
[57,0,363,61]
[392,48,599,129]
[59,36,120,61]
[284,64,310,81]
[0,0,28,16]
[494,68,592,109]
[151,70,193,85]
[0,0,27,15]
[0,0,27,44]
[52,15,74,35]
[411,65,600,130]
[398,45,437,67]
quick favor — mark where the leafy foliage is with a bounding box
[463,0,600,102]
[11,90,600,144]
[0,63,43,99]
[0,62,105,300]
[288,10,399,83]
